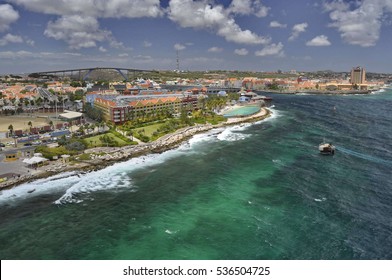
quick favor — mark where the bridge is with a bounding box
[30,67,158,81]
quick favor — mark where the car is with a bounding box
[0,143,5,147]
[24,143,33,146]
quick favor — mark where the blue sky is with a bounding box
[1,0,392,74]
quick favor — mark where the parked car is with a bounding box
[0,143,5,147]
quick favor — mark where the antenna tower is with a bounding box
[176,50,180,72]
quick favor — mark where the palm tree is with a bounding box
[36,97,42,111]
[27,121,33,132]
[8,124,13,136]
[49,120,54,130]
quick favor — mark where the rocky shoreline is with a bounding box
[0,108,271,190]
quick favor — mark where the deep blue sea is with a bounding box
[0,89,391,259]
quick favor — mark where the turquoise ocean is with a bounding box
[0,89,391,259]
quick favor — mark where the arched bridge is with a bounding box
[30,67,158,81]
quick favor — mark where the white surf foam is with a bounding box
[0,172,79,206]
[217,126,250,142]
[255,107,281,124]
[187,128,223,147]
[54,149,191,204]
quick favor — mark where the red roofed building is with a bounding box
[94,95,184,124]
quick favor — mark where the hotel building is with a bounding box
[93,93,198,124]
[351,67,366,84]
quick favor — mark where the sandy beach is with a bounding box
[0,108,270,190]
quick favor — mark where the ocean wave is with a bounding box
[54,150,190,204]
[217,124,252,142]
[0,172,79,206]
[187,128,223,147]
[217,107,281,142]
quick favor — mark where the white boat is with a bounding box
[319,142,335,155]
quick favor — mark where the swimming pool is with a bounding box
[223,106,261,118]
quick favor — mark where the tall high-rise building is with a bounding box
[350,66,366,84]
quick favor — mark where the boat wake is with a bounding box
[336,146,392,166]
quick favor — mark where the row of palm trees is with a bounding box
[0,92,70,114]
[76,122,107,135]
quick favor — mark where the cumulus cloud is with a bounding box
[255,42,284,57]
[0,33,23,46]
[324,0,392,47]
[270,21,287,28]
[0,4,19,32]
[208,46,223,53]
[234,48,248,55]
[44,15,111,49]
[7,0,162,49]
[174,43,186,51]
[6,0,164,18]
[229,0,270,17]
[288,22,308,41]
[168,0,270,45]
[306,35,331,46]
[99,46,107,52]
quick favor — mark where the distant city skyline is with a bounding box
[1,0,392,74]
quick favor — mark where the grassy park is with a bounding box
[84,132,130,148]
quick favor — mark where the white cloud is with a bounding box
[143,40,152,47]
[306,35,331,46]
[119,53,129,57]
[208,46,223,53]
[0,50,32,59]
[324,0,392,47]
[0,4,19,32]
[269,21,287,28]
[168,0,270,45]
[99,46,107,52]
[174,43,186,51]
[0,33,23,46]
[44,15,112,49]
[229,0,270,18]
[26,39,35,46]
[7,0,163,18]
[134,54,153,62]
[255,42,284,57]
[7,0,160,49]
[234,48,248,55]
[288,22,308,41]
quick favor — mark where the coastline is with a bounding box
[259,89,374,95]
[0,108,271,190]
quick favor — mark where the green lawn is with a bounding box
[135,122,164,137]
[84,133,129,148]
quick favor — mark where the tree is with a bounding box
[8,124,13,136]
